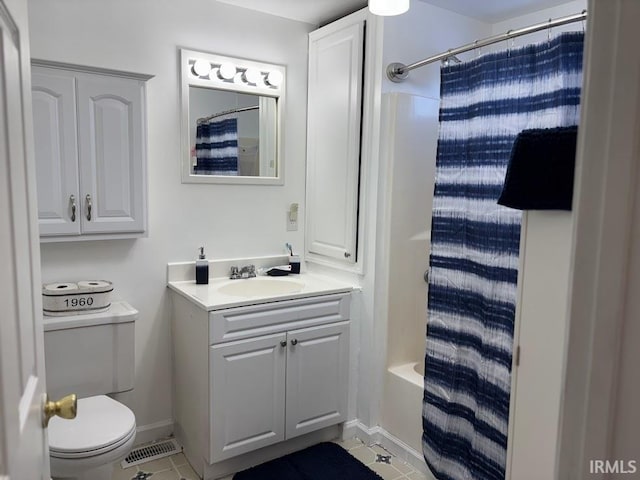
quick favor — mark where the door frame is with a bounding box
[556,0,640,477]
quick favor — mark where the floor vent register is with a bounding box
[121,438,182,468]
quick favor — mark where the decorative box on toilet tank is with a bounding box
[42,280,113,316]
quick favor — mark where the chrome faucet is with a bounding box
[229,264,256,279]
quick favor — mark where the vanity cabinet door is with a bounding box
[285,321,350,439]
[31,69,81,236]
[210,332,287,462]
[76,75,146,234]
[306,18,364,265]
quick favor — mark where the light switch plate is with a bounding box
[287,203,298,231]
[286,211,298,231]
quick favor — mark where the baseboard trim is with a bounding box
[135,419,174,446]
[343,420,434,479]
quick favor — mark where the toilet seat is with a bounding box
[49,395,136,459]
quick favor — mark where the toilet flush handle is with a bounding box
[43,393,77,427]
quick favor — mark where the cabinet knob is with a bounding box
[85,194,92,221]
[280,340,287,348]
[344,252,351,259]
[69,195,76,222]
[290,339,298,346]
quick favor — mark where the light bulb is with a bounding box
[243,68,261,85]
[233,72,245,85]
[192,59,212,77]
[265,70,283,88]
[218,63,236,80]
[369,0,409,16]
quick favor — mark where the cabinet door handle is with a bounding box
[70,195,76,222]
[290,339,298,346]
[344,252,351,259]
[85,194,92,221]
[280,341,287,348]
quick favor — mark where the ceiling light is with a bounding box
[369,0,409,16]
[192,59,212,77]
[218,63,236,80]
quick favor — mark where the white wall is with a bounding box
[491,0,587,38]
[381,1,491,98]
[28,0,313,435]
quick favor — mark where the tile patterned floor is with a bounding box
[112,438,429,480]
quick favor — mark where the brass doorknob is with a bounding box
[43,394,77,427]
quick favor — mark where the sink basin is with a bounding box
[217,278,304,298]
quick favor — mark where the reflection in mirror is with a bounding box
[189,88,277,177]
[180,49,285,185]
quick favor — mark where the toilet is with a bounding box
[43,301,138,480]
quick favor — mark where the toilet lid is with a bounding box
[49,395,136,454]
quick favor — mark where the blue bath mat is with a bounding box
[233,442,383,480]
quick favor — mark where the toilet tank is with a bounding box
[43,301,137,401]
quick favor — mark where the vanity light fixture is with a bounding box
[265,70,283,87]
[192,59,212,77]
[368,0,409,16]
[218,62,236,80]
[185,53,282,91]
[243,67,261,85]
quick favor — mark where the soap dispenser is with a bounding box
[196,247,209,285]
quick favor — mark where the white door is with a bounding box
[209,333,286,462]
[31,68,80,236]
[306,19,364,264]
[0,0,50,477]
[285,321,349,439]
[76,74,146,234]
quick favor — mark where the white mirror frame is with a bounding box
[180,48,286,185]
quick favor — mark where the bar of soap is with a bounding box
[266,268,290,277]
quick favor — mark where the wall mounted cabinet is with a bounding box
[31,62,152,241]
[305,13,365,268]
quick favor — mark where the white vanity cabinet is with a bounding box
[210,321,350,462]
[170,289,351,477]
[31,62,152,240]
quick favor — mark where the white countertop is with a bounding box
[167,272,356,311]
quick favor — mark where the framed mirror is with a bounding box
[180,49,285,185]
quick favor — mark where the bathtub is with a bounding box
[384,361,425,453]
[389,361,424,387]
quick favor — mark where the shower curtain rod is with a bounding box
[197,105,259,123]
[387,10,587,82]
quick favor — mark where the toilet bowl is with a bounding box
[43,302,138,480]
[49,395,136,480]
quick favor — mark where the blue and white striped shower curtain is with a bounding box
[194,115,239,175]
[423,32,584,480]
